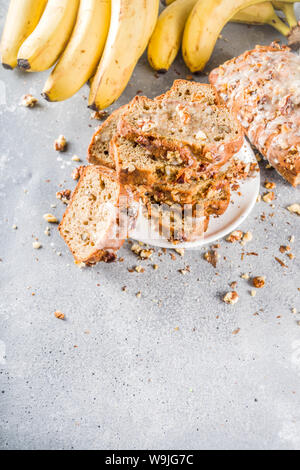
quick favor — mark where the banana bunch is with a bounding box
[149,0,299,73]
[0,0,159,109]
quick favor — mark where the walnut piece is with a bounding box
[21,94,38,108]
[54,311,65,320]
[253,276,265,288]
[54,135,67,152]
[287,204,300,216]
[43,213,59,224]
[56,189,71,204]
[223,291,239,305]
[262,192,275,203]
[226,230,243,243]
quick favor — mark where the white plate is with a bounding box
[131,139,260,249]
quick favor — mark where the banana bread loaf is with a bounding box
[209,43,300,187]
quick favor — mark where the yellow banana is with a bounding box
[273,1,298,28]
[0,0,47,69]
[182,0,296,72]
[17,0,80,72]
[233,2,291,37]
[148,0,198,72]
[89,0,159,111]
[42,0,111,102]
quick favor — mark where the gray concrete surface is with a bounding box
[0,1,300,451]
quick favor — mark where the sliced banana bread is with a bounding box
[87,105,128,169]
[156,80,219,105]
[59,166,137,265]
[118,96,244,165]
[111,136,237,187]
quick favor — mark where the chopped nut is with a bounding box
[224,291,239,305]
[256,194,262,203]
[54,135,67,152]
[54,311,65,320]
[12,224,18,230]
[264,180,276,190]
[253,276,265,288]
[71,155,81,162]
[136,291,142,298]
[232,328,241,335]
[20,94,38,108]
[292,308,297,314]
[226,230,243,243]
[43,213,59,224]
[241,273,250,280]
[279,245,290,253]
[231,281,237,289]
[287,204,300,216]
[44,227,50,236]
[204,250,220,268]
[251,290,257,297]
[290,236,295,243]
[242,231,253,244]
[139,249,153,260]
[91,110,109,120]
[56,189,71,204]
[32,242,42,250]
[135,265,144,273]
[153,264,159,270]
[72,167,81,180]
[175,248,185,257]
[262,192,275,203]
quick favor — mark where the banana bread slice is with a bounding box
[88,105,128,169]
[111,136,237,186]
[118,96,243,165]
[59,166,137,265]
[156,80,219,105]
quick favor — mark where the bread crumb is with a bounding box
[32,242,42,249]
[54,135,67,152]
[223,291,239,305]
[44,227,50,236]
[251,290,257,297]
[139,249,153,260]
[256,194,262,203]
[71,155,81,162]
[91,110,109,120]
[136,291,142,298]
[12,225,18,230]
[175,248,185,257]
[43,213,59,224]
[253,276,265,288]
[287,204,300,215]
[153,264,159,270]
[264,180,276,189]
[20,94,37,108]
[54,311,65,320]
[292,308,297,314]
[204,250,219,268]
[72,167,81,181]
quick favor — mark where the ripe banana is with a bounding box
[148,0,198,72]
[182,0,296,72]
[89,0,159,111]
[17,0,80,72]
[42,0,111,102]
[233,2,291,37]
[0,0,47,69]
[273,1,298,28]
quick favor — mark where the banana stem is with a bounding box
[269,11,294,35]
[273,1,298,28]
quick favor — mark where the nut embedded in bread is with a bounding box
[59,166,137,265]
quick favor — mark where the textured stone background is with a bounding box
[0,1,299,450]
